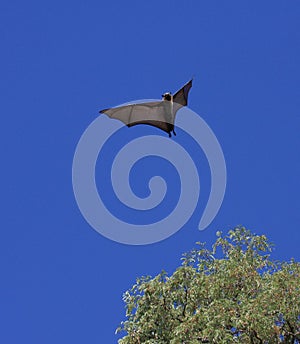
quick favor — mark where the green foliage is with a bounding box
[117,227,300,343]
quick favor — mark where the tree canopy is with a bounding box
[117,227,300,343]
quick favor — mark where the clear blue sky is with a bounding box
[1,1,300,342]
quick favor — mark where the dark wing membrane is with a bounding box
[173,79,193,107]
[99,101,172,133]
[128,120,172,134]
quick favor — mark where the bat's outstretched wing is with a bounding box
[99,79,193,136]
[173,79,193,109]
[99,101,173,134]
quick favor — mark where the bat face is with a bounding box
[162,93,172,101]
[99,79,193,137]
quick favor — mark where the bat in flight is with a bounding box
[99,79,193,137]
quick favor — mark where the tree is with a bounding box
[117,227,300,343]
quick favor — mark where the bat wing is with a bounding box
[99,101,173,134]
[172,79,193,112]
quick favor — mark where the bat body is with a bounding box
[99,79,192,137]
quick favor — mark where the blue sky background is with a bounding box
[1,1,300,343]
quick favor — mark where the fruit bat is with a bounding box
[99,79,193,137]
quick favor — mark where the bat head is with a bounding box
[162,92,172,101]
